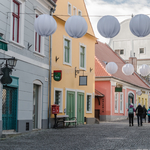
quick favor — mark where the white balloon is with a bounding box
[65,16,88,38]
[34,14,57,36]
[105,62,118,74]
[130,14,150,37]
[97,15,120,38]
[122,64,134,75]
[139,64,150,76]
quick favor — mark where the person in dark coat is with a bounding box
[128,103,136,126]
[136,103,143,126]
[142,105,147,123]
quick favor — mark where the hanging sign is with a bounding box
[79,76,87,86]
[53,70,62,81]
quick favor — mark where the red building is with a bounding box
[95,42,150,121]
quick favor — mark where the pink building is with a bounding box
[95,42,150,121]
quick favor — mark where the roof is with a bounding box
[53,0,57,3]
[95,41,150,90]
[95,89,104,97]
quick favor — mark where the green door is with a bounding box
[66,91,75,124]
[77,92,84,125]
[2,87,17,130]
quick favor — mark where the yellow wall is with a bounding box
[137,94,148,109]
[51,0,96,120]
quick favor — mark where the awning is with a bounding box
[0,36,8,51]
[95,89,104,97]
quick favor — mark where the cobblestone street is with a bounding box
[0,119,150,150]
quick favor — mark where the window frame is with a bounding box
[63,36,72,66]
[115,92,118,113]
[120,92,123,113]
[10,0,25,48]
[68,2,72,16]
[78,10,82,16]
[86,93,92,113]
[54,88,63,113]
[139,47,145,54]
[73,6,77,16]
[79,43,86,70]
[120,49,124,55]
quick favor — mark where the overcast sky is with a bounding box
[84,0,150,43]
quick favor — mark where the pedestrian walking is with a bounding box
[142,105,147,123]
[128,103,135,127]
[147,106,150,123]
[136,103,143,127]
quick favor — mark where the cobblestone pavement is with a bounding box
[0,119,150,150]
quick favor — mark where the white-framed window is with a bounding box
[115,49,125,55]
[120,49,124,55]
[86,93,92,113]
[10,0,25,48]
[68,2,71,15]
[139,48,145,54]
[79,43,86,70]
[115,93,118,113]
[120,93,123,113]
[54,88,63,113]
[78,10,82,16]
[73,6,77,15]
[63,36,72,66]
[34,9,45,56]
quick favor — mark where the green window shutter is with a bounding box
[65,39,70,63]
[80,46,85,68]
[0,36,8,51]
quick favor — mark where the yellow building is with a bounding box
[137,92,149,109]
[50,0,96,126]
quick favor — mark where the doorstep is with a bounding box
[1,130,21,139]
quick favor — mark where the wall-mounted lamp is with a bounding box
[55,56,59,62]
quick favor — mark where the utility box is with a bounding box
[52,104,59,114]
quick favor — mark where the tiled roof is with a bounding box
[95,89,104,97]
[95,41,150,89]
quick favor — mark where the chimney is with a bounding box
[129,56,137,72]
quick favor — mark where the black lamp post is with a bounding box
[0,57,17,84]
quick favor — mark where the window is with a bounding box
[86,94,92,113]
[35,15,41,53]
[120,49,124,55]
[79,44,86,70]
[12,0,20,43]
[115,93,118,113]
[63,36,72,66]
[54,88,63,113]
[73,6,77,15]
[68,3,71,15]
[78,10,82,16]
[139,48,145,54]
[120,93,123,113]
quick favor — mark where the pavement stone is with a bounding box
[0,119,150,150]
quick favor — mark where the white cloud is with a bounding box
[84,0,150,43]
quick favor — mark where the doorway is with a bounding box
[128,93,134,108]
[2,86,17,130]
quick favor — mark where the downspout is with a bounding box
[48,6,56,129]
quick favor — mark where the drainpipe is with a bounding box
[48,6,56,129]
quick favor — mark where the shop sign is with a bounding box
[53,70,62,81]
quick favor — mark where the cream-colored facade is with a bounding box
[50,0,96,126]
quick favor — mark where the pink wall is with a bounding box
[95,81,137,117]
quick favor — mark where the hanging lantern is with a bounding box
[34,14,57,36]
[130,14,150,37]
[122,64,134,75]
[65,16,88,38]
[136,90,142,96]
[105,62,118,74]
[139,64,150,76]
[97,15,120,38]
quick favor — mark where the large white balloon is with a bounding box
[130,14,150,37]
[139,64,150,76]
[105,62,118,74]
[136,91,142,96]
[34,14,57,36]
[122,64,134,75]
[97,15,120,38]
[65,16,88,38]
